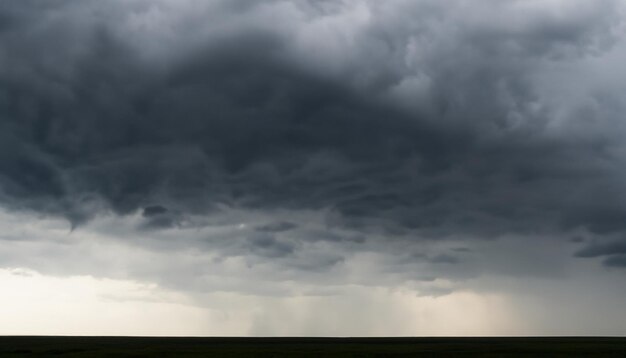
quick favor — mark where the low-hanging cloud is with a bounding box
[2,0,626,286]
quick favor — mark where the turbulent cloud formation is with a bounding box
[2,0,626,335]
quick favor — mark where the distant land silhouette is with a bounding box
[1,336,626,357]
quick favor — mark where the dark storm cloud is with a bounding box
[143,205,168,217]
[575,240,626,259]
[1,0,626,271]
[572,230,626,270]
[256,221,298,233]
[430,254,460,265]
[604,255,626,268]
[246,233,295,258]
[0,11,456,225]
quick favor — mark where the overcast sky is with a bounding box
[1,0,626,336]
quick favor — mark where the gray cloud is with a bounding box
[1,0,626,292]
[575,239,626,268]
[255,221,298,233]
[604,255,626,268]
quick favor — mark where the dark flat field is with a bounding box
[1,337,625,357]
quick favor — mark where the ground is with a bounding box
[1,337,625,357]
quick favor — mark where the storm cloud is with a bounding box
[2,0,624,237]
[2,0,626,336]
